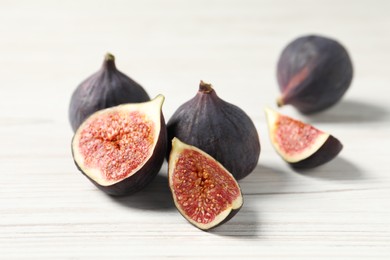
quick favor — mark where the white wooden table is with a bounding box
[1,0,389,259]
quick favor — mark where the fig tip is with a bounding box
[102,52,117,70]
[104,52,115,61]
[199,80,213,93]
[276,97,284,107]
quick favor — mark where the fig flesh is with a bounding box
[168,138,243,230]
[69,53,150,132]
[265,108,343,169]
[167,81,260,180]
[276,35,353,114]
[71,95,167,196]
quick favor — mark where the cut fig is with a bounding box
[167,81,260,180]
[265,108,343,169]
[72,95,167,196]
[168,138,243,231]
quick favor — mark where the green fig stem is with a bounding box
[103,52,117,70]
[276,96,284,107]
[105,53,115,61]
[199,80,213,93]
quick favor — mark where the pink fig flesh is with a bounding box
[169,138,243,230]
[72,95,167,196]
[265,108,343,169]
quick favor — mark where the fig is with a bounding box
[276,35,353,114]
[167,81,260,180]
[71,95,167,196]
[168,138,243,230]
[69,53,150,132]
[265,107,343,169]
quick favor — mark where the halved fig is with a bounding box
[265,108,343,169]
[168,138,243,231]
[72,95,167,196]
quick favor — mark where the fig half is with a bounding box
[72,95,167,196]
[265,108,343,169]
[167,81,260,180]
[69,53,150,132]
[169,138,243,231]
[276,35,353,114]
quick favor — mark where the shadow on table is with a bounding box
[211,210,261,239]
[211,157,365,238]
[212,164,290,239]
[294,156,365,181]
[109,173,175,211]
[302,99,388,124]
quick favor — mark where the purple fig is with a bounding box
[276,35,353,114]
[167,81,260,180]
[69,53,150,132]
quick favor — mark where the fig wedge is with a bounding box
[168,138,243,231]
[265,108,343,169]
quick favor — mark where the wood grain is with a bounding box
[1,0,390,259]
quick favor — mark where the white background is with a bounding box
[1,0,389,259]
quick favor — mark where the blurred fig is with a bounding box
[276,35,353,114]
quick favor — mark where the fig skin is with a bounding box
[167,81,260,180]
[265,107,343,169]
[69,53,150,132]
[276,35,353,114]
[168,138,243,231]
[71,96,167,196]
[291,135,342,169]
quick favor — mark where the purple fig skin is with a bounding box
[72,112,167,197]
[290,135,343,169]
[209,208,241,231]
[167,81,260,180]
[277,35,353,114]
[69,53,150,132]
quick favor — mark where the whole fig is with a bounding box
[167,81,260,180]
[69,53,150,132]
[276,35,353,114]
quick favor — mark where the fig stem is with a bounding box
[105,53,115,61]
[103,52,116,70]
[199,80,213,93]
[276,97,284,107]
